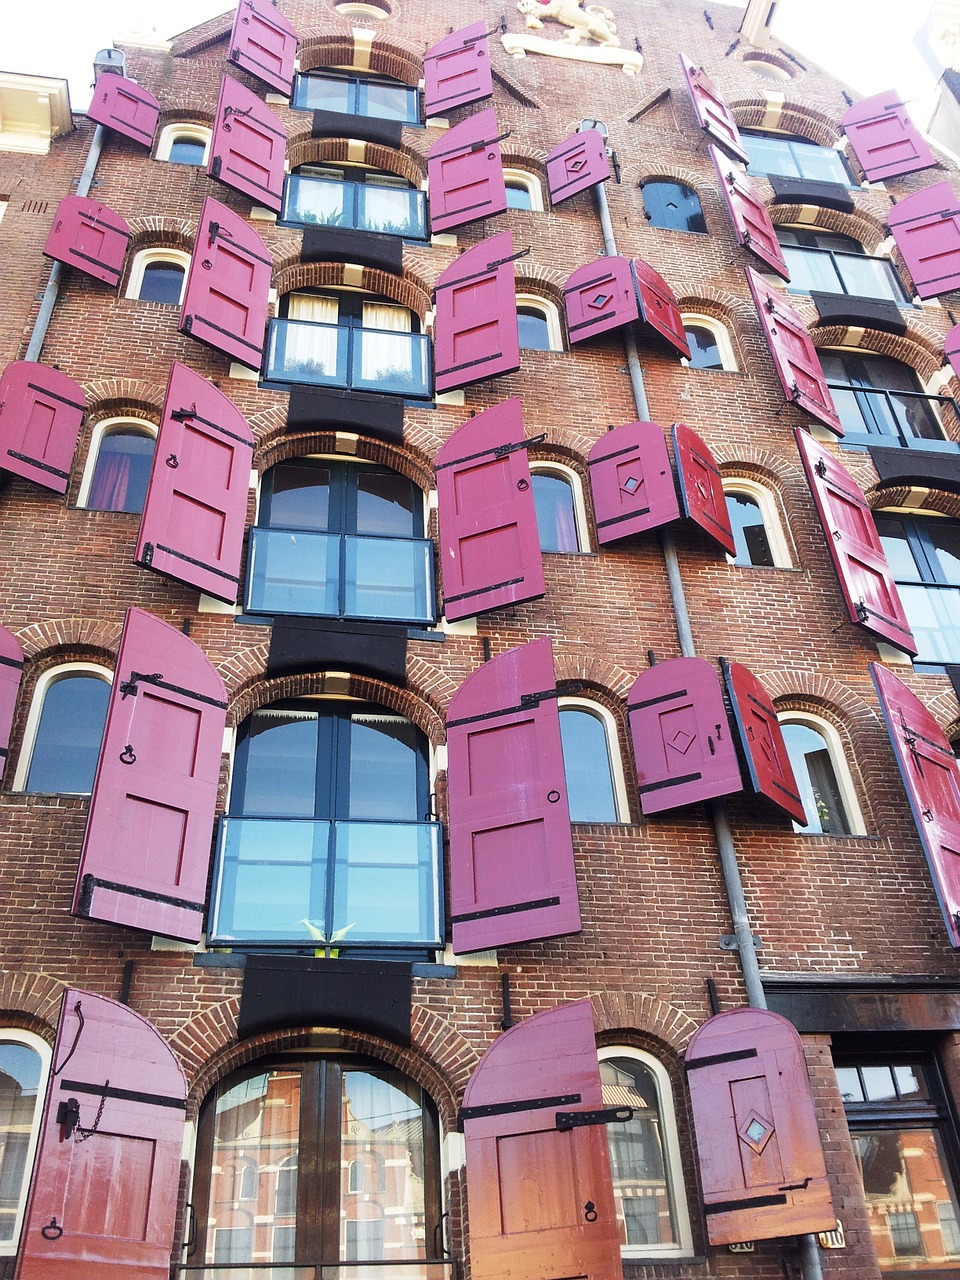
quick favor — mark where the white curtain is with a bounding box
[360,302,412,385]
[362,184,412,235]
[283,293,339,379]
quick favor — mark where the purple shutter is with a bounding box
[0,360,85,493]
[179,195,271,370]
[86,75,161,149]
[546,130,611,206]
[842,91,936,182]
[587,421,680,544]
[208,76,286,214]
[632,258,690,358]
[722,659,806,826]
[434,231,520,392]
[673,422,735,556]
[685,1008,835,1245]
[747,266,842,434]
[446,638,580,953]
[229,0,298,95]
[563,256,638,345]
[678,53,748,163]
[43,195,131,288]
[427,108,507,234]
[710,146,790,279]
[796,429,917,654]
[946,322,960,382]
[872,662,960,948]
[16,988,186,1280]
[462,1001,622,1280]
[136,363,254,603]
[424,22,493,115]
[0,626,23,783]
[628,657,742,814]
[889,183,960,300]
[73,607,227,943]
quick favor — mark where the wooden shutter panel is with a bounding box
[16,988,186,1280]
[208,75,287,214]
[546,130,610,206]
[0,626,23,783]
[43,196,131,288]
[436,398,544,621]
[564,256,638,345]
[678,53,748,163]
[229,0,298,95]
[446,638,580,953]
[136,363,254,603]
[632,258,690,358]
[710,147,790,280]
[722,659,806,825]
[842,91,936,182]
[462,1001,622,1280]
[427,108,507,234]
[628,657,742,815]
[685,1007,835,1245]
[73,607,227,943]
[946,322,960,382]
[889,183,960,300]
[434,231,520,392]
[673,422,735,556]
[587,421,680,544]
[86,75,161,148]
[0,360,85,493]
[795,429,917,654]
[424,22,493,115]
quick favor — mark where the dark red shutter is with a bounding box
[86,75,161,149]
[685,1007,835,1245]
[628,657,742,814]
[43,196,131,288]
[746,266,842,434]
[424,22,493,115]
[0,360,85,493]
[179,195,272,370]
[73,607,227,943]
[229,0,298,95]
[436,398,544,621]
[427,109,507,234]
[446,638,580,953]
[462,1001,622,1280]
[587,421,680,543]
[796,428,917,654]
[208,75,286,214]
[673,422,735,556]
[889,183,960,300]
[632,259,691,358]
[842,91,936,182]
[563,256,638,345]
[546,130,610,206]
[136,363,254,603]
[710,146,790,279]
[722,659,806,826]
[872,662,960,948]
[946,322,960,382]
[678,53,748,163]
[0,626,23,783]
[434,231,520,392]
[16,988,186,1280]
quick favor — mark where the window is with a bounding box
[155,124,211,166]
[779,713,864,836]
[820,351,954,451]
[0,1031,49,1258]
[777,227,906,303]
[503,168,544,212]
[292,71,419,124]
[78,421,156,513]
[516,294,563,352]
[559,700,628,822]
[725,491,774,566]
[876,511,960,666]
[641,181,706,234]
[125,248,190,305]
[530,466,587,552]
[282,163,426,239]
[742,131,852,184]
[14,665,111,794]
[681,314,737,372]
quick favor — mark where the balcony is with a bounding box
[829,384,960,452]
[782,245,906,304]
[283,175,427,240]
[176,1263,455,1280]
[265,319,432,398]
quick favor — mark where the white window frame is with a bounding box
[503,168,544,212]
[721,478,792,568]
[778,709,867,836]
[13,662,112,793]
[558,696,630,823]
[76,416,158,510]
[125,247,191,304]
[529,461,590,552]
[0,1028,51,1257]
[155,123,211,166]
[680,313,738,372]
[516,293,564,352]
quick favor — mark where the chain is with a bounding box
[74,1080,109,1142]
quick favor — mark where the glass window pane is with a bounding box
[25,675,110,793]
[346,714,423,820]
[0,1042,41,1245]
[168,138,206,165]
[894,1065,928,1100]
[726,493,774,567]
[213,818,329,942]
[354,469,419,536]
[560,709,618,822]
[294,74,353,113]
[362,80,417,122]
[835,1066,865,1103]
[781,721,851,836]
[926,521,960,586]
[332,822,438,943]
[854,1127,960,1269]
[601,1058,677,1248]
[685,325,723,370]
[781,246,843,294]
[861,1066,898,1101]
[506,183,533,210]
[138,263,184,304]
[246,528,341,617]
[533,472,580,552]
[236,711,320,817]
[87,431,155,513]
[643,181,706,233]
[518,308,552,351]
[343,535,433,623]
[265,462,332,532]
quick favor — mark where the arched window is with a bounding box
[741,131,852,184]
[875,510,960,667]
[530,465,588,552]
[779,712,864,835]
[558,700,628,822]
[292,70,419,123]
[820,350,950,450]
[777,226,905,303]
[722,481,791,568]
[641,181,706,234]
[156,124,211,166]
[681,315,737,371]
[275,1156,297,1217]
[516,294,563,352]
[125,248,191,305]
[0,1030,49,1259]
[282,162,426,239]
[14,665,111,794]
[78,420,157,513]
[237,1160,258,1202]
[503,169,544,212]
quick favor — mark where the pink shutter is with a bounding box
[229,0,298,95]
[0,360,85,493]
[136,363,254,603]
[710,146,790,279]
[16,989,186,1280]
[563,256,638,345]
[427,108,507,234]
[872,662,960,948]
[685,1008,835,1245]
[842,91,936,182]
[462,1001,622,1280]
[678,53,748,163]
[446,638,580,953]
[587,421,680,544]
[889,183,960,300]
[0,626,23,783]
[208,75,286,214]
[747,266,842,434]
[86,75,161,149]
[723,659,806,826]
[546,130,611,206]
[628,657,742,814]
[946,322,960,382]
[424,22,493,115]
[436,398,544,621]
[43,195,131,288]
[632,258,690,358]
[673,422,735,556]
[179,195,272,369]
[796,429,917,654]
[73,608,227,943]
[434,231,520,392]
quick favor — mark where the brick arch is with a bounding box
[928,689,960,738]
[592,989,699,1053]
[253,427,435,494]
[501,147,549,178]
[677,294,748,366]
[759,666,881,730]
[126,216,197,255]
[245,402,288,447]
[0,970,65,1043]
[811,322,945,382]
[729,98,840,147]
[553,653,635,700]
[711,442,801,488]
[81,376,167,423]
[157,107,214,128]
[285,133,425,185]
[528,426,594,461]
[216,642,271,699]
[639,166,708,194]
[272,260,431,321]
[296,33,422,87]
[15,617,123,662]
[867,484,960,521]
[516,264,567,300]
[767,202,889,254]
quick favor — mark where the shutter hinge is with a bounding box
[120,670,164,699]
[493,431,546,459]
[141,542,155,567]
[484,16,507,36]
[556,1106,634,1131]
[855,599,870,624]
[470,129,512,152]
[520,681,583,708]
[223,105,254,132]
[815,457,828,477]
[211,155,222,178]
[171,403,198,422]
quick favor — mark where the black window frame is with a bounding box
[875,511,960,670]
[742,130,856,186]
[821,350,956,452]
[776,226,909,304]
[291,69,421,124]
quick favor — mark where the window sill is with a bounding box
[623,1255,707,1270]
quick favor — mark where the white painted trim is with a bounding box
[529,461,590,552]
[778,710,867,836]
[557,697,630,822]
[12,663,112,793]
[516,292,564,352]
[155,123,211,165]
[721,477,792,568]
[76,416,158,510]
[0,1029,51,1258]
[125,246,191,304]
[680,312,738,372]
[503,167,545,212]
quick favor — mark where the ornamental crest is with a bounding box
[503,0,643,74]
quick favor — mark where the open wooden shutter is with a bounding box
[16,989,186,1280]
[632,259,690,358]
[427,108,507,234]
[673,422,735,556]
[43,196,131,288]
[136,363,254,603]
[208,75,286,214]
[0,360,85,493]
[747,266,842,434]
[0,626,23,783]
[722,659,806,825]
[629,657,742,815]
[462,1001,622,1280]
[946,322,960,382]
[436,398,544,621]
[229,0,298,95]
[86,75,160,148]
[564,256,638,345]
[587,421,680,544]
[889,183,960,300]
[710,147,790,279]
[446,638,580,953]
[73,608,227,943]
[179,195,272,369]
[546,130,610,206]
[685,1007,835,1245]
[796,429,917,654]
[434,231,520,392]
[424,22,493,115]
[678,53,748,163]
[842,91,936,182]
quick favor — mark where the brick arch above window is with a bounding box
[125,217,196,256]
[766,202,888,255]
[15,618,123,663]
[810,324,945,384]
[272,260,431,320]
[591,991,699,1054]
[709,442,803,489]
[255,429,435,497]
[867,484,960,522]
[760,667,883,732]
[80,376,167,422]
[296,33,422,86]
[285,134,425,186]
[0,972,64,1041]
[728,98,840,148]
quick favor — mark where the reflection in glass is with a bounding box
[685,325,724,370]
[781,721,851,836]
[642,181,707,233]
[560,709,618,821]
[532,472,580,552]
[743,133,850,183]
[854,1128,960,1268]
[726,493,774,567]
[601,1058,677,1249]
[25,675,110,793]
[0,1042,41,1245]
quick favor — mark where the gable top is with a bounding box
[170,10,235,57]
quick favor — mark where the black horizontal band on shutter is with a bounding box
[638,771,702,794]
[587,444,637,465]
[66,248,123,281]
[686,1046,758,1070]
[704,1193,787,1216]
[436,433,543,472]
[858,603,914,639]
[630,687,689,712]
[444,576,524,606]
[430,135,500,162]
[78,874,205,916]
[26,381,85,412]
[434,248,528,290]
[597,507,651,528]
[568,311,618,333]
[122,671,228,709]
[217,163,276,201]
[900,723,954,757]
[439,349,506,377]
[745,690,773,717]
[452,895,560,924]
[184,313,263,355]
[771,777,803,804]
[0,654,23,671]
[0,747,7,760]
[151,543,241,585]
[206,225,273,269]
[59,1078,186,1111]
[687,447,721,478]
[460,1091,581,1121]
[222,110,286,143]
[6,450,70,480]
[171,406,255,449]
[446,694,541,729]
[79,213,133,239]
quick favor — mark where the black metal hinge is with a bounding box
[556,1106,634,1131]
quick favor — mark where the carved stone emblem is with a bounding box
[516,0,620,47]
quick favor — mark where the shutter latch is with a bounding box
[172,403,198,422]
[520,680,583,708]
[222,104,254,132]
[556,1106,634,1131]
[492,431,546,459]
[815,458,828,477]
[120,670,164,698]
